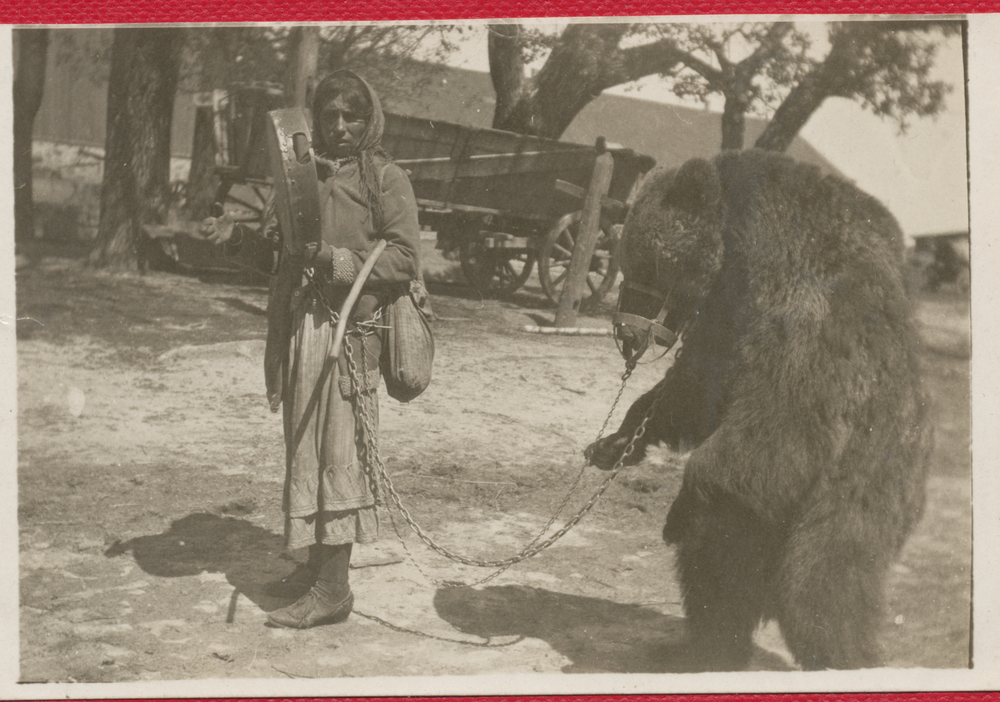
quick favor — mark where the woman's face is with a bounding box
[319,94,368,158]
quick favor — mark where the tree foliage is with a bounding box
[180,24,463,103]
[488,20,959,150]
[754,20,958,152]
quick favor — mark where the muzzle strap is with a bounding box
[613,279,681,363]
[620,280,667,300]
[613,312,678,349]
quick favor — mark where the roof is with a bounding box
[30,33,843,181]
[373,63,846,179]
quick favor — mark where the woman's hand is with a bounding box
[200,210,236,245]
[303,241,333,266]
[304,242,357,285]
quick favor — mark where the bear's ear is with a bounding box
[664,158,721,214]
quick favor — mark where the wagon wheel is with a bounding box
[215,179,277,276]
[220,180,272,226]
[460,237,535,298]
[538,211,620,308]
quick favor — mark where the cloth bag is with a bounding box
[380,277,434,402]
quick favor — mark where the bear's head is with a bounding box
[614,158,724,361]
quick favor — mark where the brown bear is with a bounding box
[587,149,932,671]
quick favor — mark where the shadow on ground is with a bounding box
[433,584,794,673]
[105,512,300,615]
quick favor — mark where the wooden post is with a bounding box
[554,142,615,328]
[287,26,320,109]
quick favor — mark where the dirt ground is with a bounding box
[15,237,972,685]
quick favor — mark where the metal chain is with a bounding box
[345,344,660,581]
[303,267,341,323]
[344,331,383,501]
[345,338,479,588]
[385,504,504,588]
[304,265,387,332]
[351,608,526,648]
[433,361,642,586]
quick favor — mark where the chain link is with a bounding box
[344,336,382,501]
[351,608,526,648]
[344,341,660,586]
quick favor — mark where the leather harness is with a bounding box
[612,279,681,364]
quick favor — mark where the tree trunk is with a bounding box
[492,24,630,138]
[490,23,683,140]
[185,27,237,221]
[754,26,857,153]
[93,27,182,270]
[488,23,526,132]
[187,103,220,220]
[720,94,747,150]
[753,70,831,153]
[13,28,49,242]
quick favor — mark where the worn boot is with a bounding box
[266,544,353,629]
[264,544,321,599]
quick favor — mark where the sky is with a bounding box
[432,21,969,239]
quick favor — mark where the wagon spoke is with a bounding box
[501,261,516,282]
[226,194,262,212]
[558,231,575,253]
[461,237,534,299]
[540,214,620,308]
[553,242,574,259]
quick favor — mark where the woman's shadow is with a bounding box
[105,512,301,617]
[106,513,795,672]
[434,584,795,674]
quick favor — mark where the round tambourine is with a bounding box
[265,108,321,258]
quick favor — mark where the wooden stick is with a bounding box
[522,325,613,336]
[554,145,616,328]
[330,239,388,360]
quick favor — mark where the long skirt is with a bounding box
[281,303,383,550]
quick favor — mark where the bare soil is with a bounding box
[15,238,972,683]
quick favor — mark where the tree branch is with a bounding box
[606,38,689,89]
[739,22,793,78]
[753,25,866,152]
[676,49,724,89]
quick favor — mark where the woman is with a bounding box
[202,71,420,629]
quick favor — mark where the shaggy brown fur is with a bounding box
[588,149,931,671]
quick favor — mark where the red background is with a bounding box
[22,695,1000,702]
[0,0,988,25]
[6,2,996,701]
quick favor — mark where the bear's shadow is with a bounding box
[107,513,795,672]
[433,585,794,673]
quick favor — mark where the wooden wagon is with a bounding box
[203,85,656,306]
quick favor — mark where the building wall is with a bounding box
[32,28,197,158]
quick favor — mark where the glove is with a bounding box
[328,247,357,285]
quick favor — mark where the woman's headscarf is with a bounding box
[312,70,390,230]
